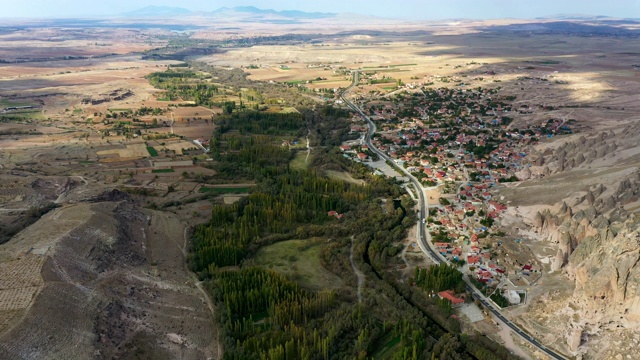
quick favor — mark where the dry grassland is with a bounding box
[171,106,219,121]
[198,33,640,119]
[325,170,365,185]
[160,139,199,153]
[96,143,150,161]
[0,28,163,61]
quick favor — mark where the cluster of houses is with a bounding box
[339,83,564,302]
[348,85,572,188]
[340,143,372,162]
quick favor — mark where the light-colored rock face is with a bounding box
[512,124,640,357]
[567,327,582,352]
[525,179,640,355]
[569,221,639,310]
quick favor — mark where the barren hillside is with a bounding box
[0,195,219,359]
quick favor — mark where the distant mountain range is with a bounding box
[120,6,193,17]
[213,6,336,19]
[536,14,640,22]
[120,5,337,19]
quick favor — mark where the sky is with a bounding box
[4,0,640,19]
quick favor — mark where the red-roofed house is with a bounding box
[437,290,464,306]
[489,201,507,212]
[477,270,493,280]
[467,255,480,265]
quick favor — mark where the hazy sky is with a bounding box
[4,0,640,19]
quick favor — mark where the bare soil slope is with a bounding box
[0,195,218,359]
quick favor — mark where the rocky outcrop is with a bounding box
[527,173,640,354]
[567,327,583,352]
[530,129,637,175]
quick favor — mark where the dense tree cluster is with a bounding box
[146,69,221,105]
[490,292,511,308]
[208,111,308,179]
[303,107,356,148]
[215,111,306,136]
[189,170,372,271]
[414,263,466,295]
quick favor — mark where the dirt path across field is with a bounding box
[349,235,365,303]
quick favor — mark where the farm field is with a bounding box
[96,143,151,160]
[252,239,344,291]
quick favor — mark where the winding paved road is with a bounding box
[341,71,567,360]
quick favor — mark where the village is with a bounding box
[339,81,573,308]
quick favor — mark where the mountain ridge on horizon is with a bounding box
[120,5,337,19]
[119,6,638,23]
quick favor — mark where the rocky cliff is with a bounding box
[527,169,640,356]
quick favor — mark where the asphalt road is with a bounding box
[341,71,567,360]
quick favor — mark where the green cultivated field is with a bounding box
[253,239,343,291]
[0,99,43,121]
[0,99,37,108]
[146,146,159,157]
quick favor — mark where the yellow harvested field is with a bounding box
[305,80,352,89]
[222,195,244,205]
[0,255,44,290]
[0,287,40,311]
[97,143,149,160]
[171,106,220,121]
[0,255,44,326]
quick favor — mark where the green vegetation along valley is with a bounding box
[174,64,521,360]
